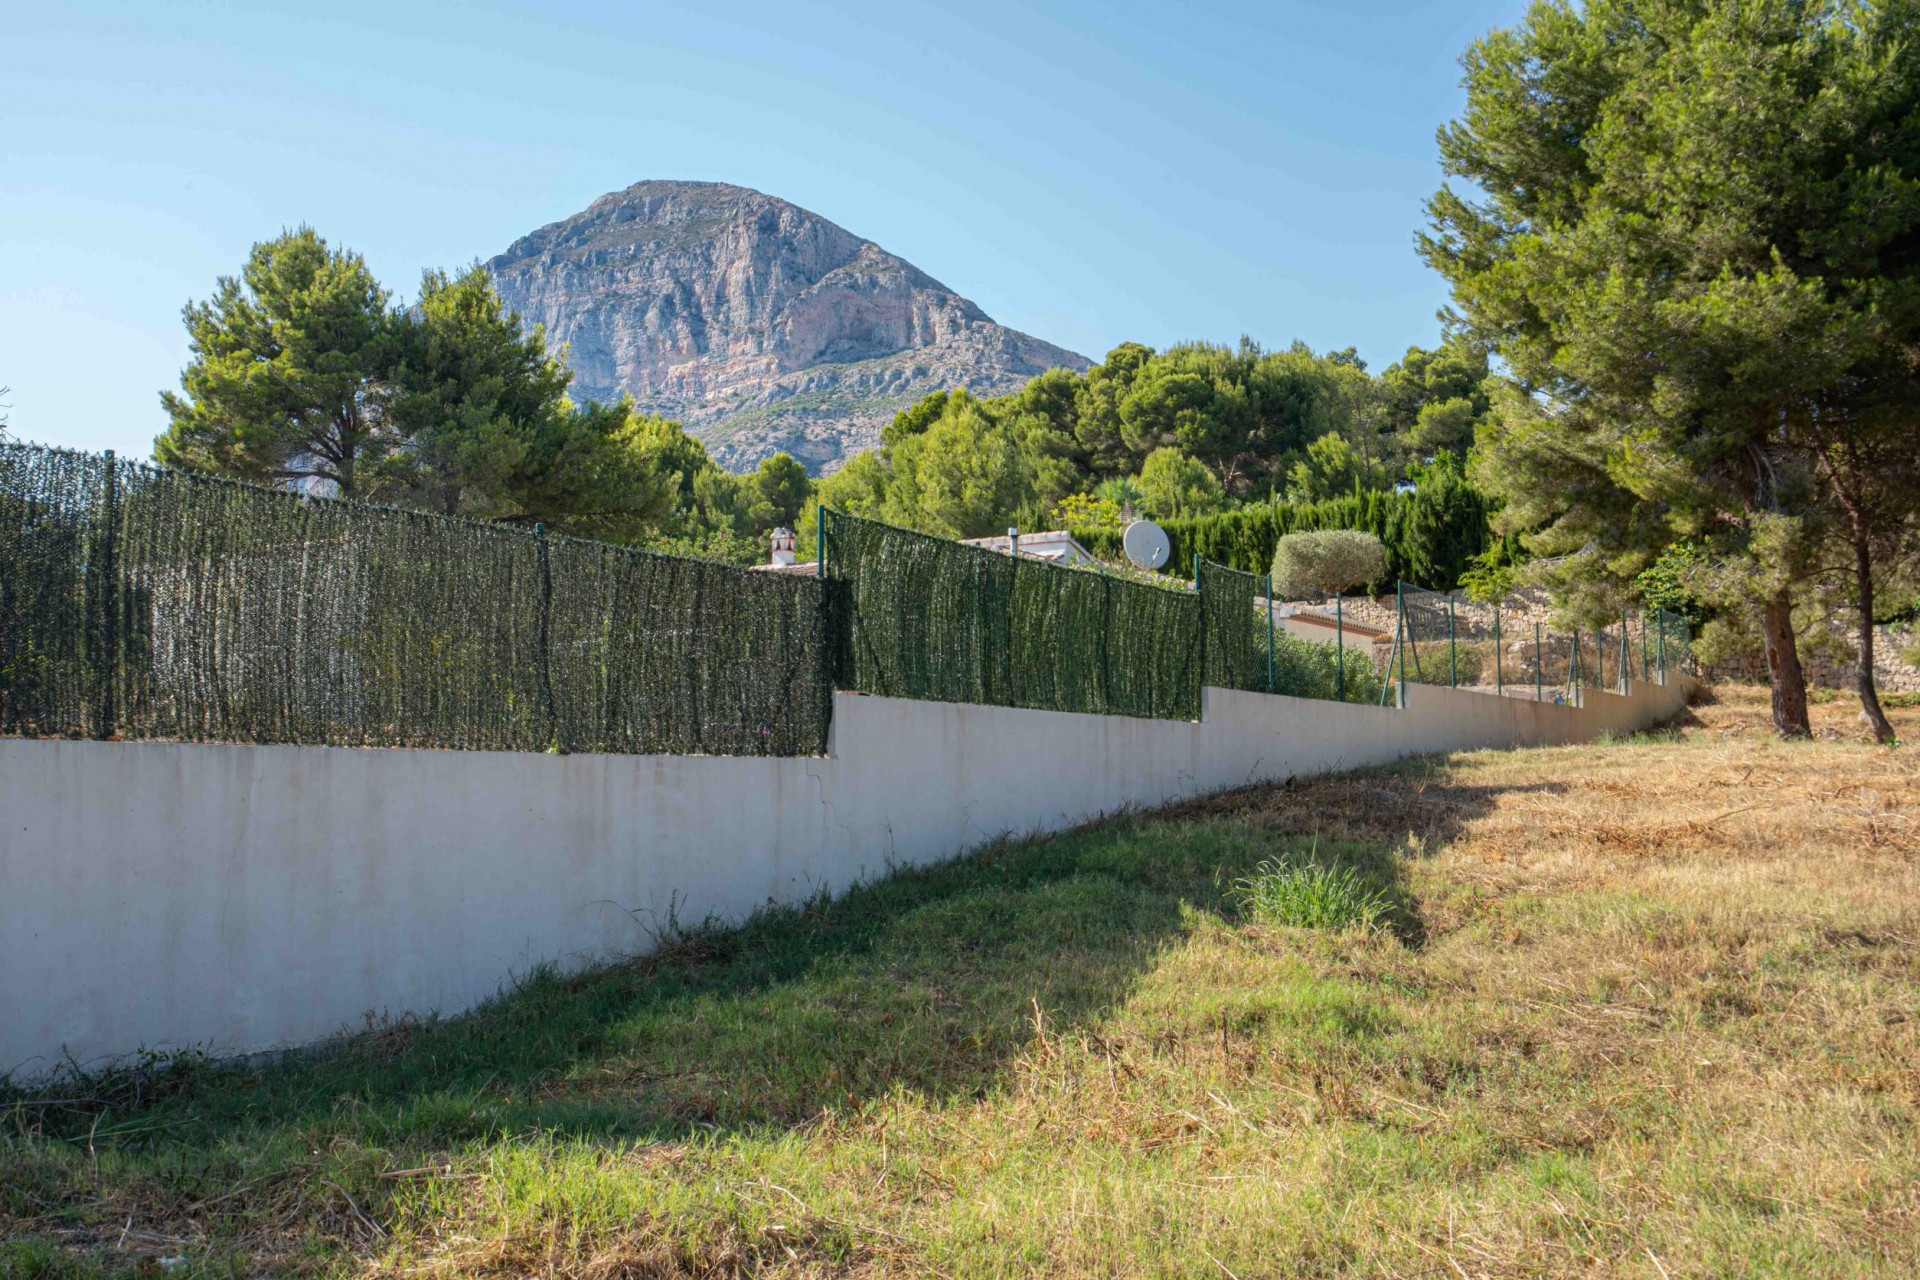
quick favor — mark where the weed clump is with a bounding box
[1229,857,1392,932]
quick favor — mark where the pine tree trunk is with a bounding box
[1760,590,1811,739]
[1852,534,1897,745]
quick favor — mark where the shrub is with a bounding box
[1264,630,1383,703]
[1271,529,1387,598]
[1230,857,1392,931]
[1903,638,1920,670]
[1070,471,1502,593]
[1388,638,1486,687]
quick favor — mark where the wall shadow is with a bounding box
[5,753,1532,1258]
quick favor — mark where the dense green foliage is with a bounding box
[1425,0,1920,735]
[1266,629,1383,705]
[1076,461,1499,592]
[811,335,1502,543]
[157,228,814,560]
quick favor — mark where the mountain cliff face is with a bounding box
[486,181,1090,473]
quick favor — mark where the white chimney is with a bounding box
[769,526,797,567]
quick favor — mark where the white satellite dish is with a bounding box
[1122,519,1171,571]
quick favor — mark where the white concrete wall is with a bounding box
[0,676,1693,1078]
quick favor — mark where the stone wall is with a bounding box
[1700,623,1920,693]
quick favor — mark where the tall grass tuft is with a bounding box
[1230,856,1393,932]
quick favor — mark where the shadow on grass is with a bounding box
[0,755,1526,1264]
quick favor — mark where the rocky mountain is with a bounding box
[485,181,1090,473]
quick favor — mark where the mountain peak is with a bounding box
[486,181,1087,472]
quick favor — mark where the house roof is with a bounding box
[752,530,1095,574]
[1262,602,1391,641]
[958,530,1093,560]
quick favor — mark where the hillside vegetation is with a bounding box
[3,687,1915,1278]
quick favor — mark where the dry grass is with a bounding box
[3,684,1916,1278]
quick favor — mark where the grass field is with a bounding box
[4,686,1917,1278]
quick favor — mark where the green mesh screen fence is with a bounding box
[1382,581,1695,706]
[822,510,1201,720]
[0,444,105,737]
[3,443,1707,751]
[1197,558,1260,692]
[0,443,829,754]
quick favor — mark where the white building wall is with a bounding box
[0,677,1693,1078]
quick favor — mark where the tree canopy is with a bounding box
[1424,0,1920,737]
[157,227,816,556]
[158,228,396,496]
[810,334,1506,548]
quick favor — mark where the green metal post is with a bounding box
[1380,611,1402,707]
[1620,614,1630,692]
[1494,604,1502,696]
[1657,612,1666,684]
[1570,625,1581,706]
[1535,621,1543,702]
[1335,592,1345,702]
[1265,573,1275,694]
[1447,596,1457,688]
[816,504,825,579]
[1397,580,1407,709]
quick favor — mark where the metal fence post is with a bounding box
[1379,597,1403,708]
[1535,621,1543,702]
[816,504,825,579]
[96,450,118,741]
[1494,603,1503,696]
[1620,614,1630,692]
[1335,591,1345,702]
[1657,612,1666,684]
[1447,595,1457,688]
[1570,625,1581,706]
[1397,580,1407,709]
[1264,573,1274,694]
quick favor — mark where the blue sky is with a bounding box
[4,0,1524,458]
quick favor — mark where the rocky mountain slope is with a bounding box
[486,180,1090,473]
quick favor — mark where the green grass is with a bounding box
[1228,852,1395,932]
[3,687,1917,1276]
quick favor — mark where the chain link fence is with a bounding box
[0,443,830,754]
[1197,559,1382,704]
[1384,582,1693,707]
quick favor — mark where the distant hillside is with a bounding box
[486,180,1090,473]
